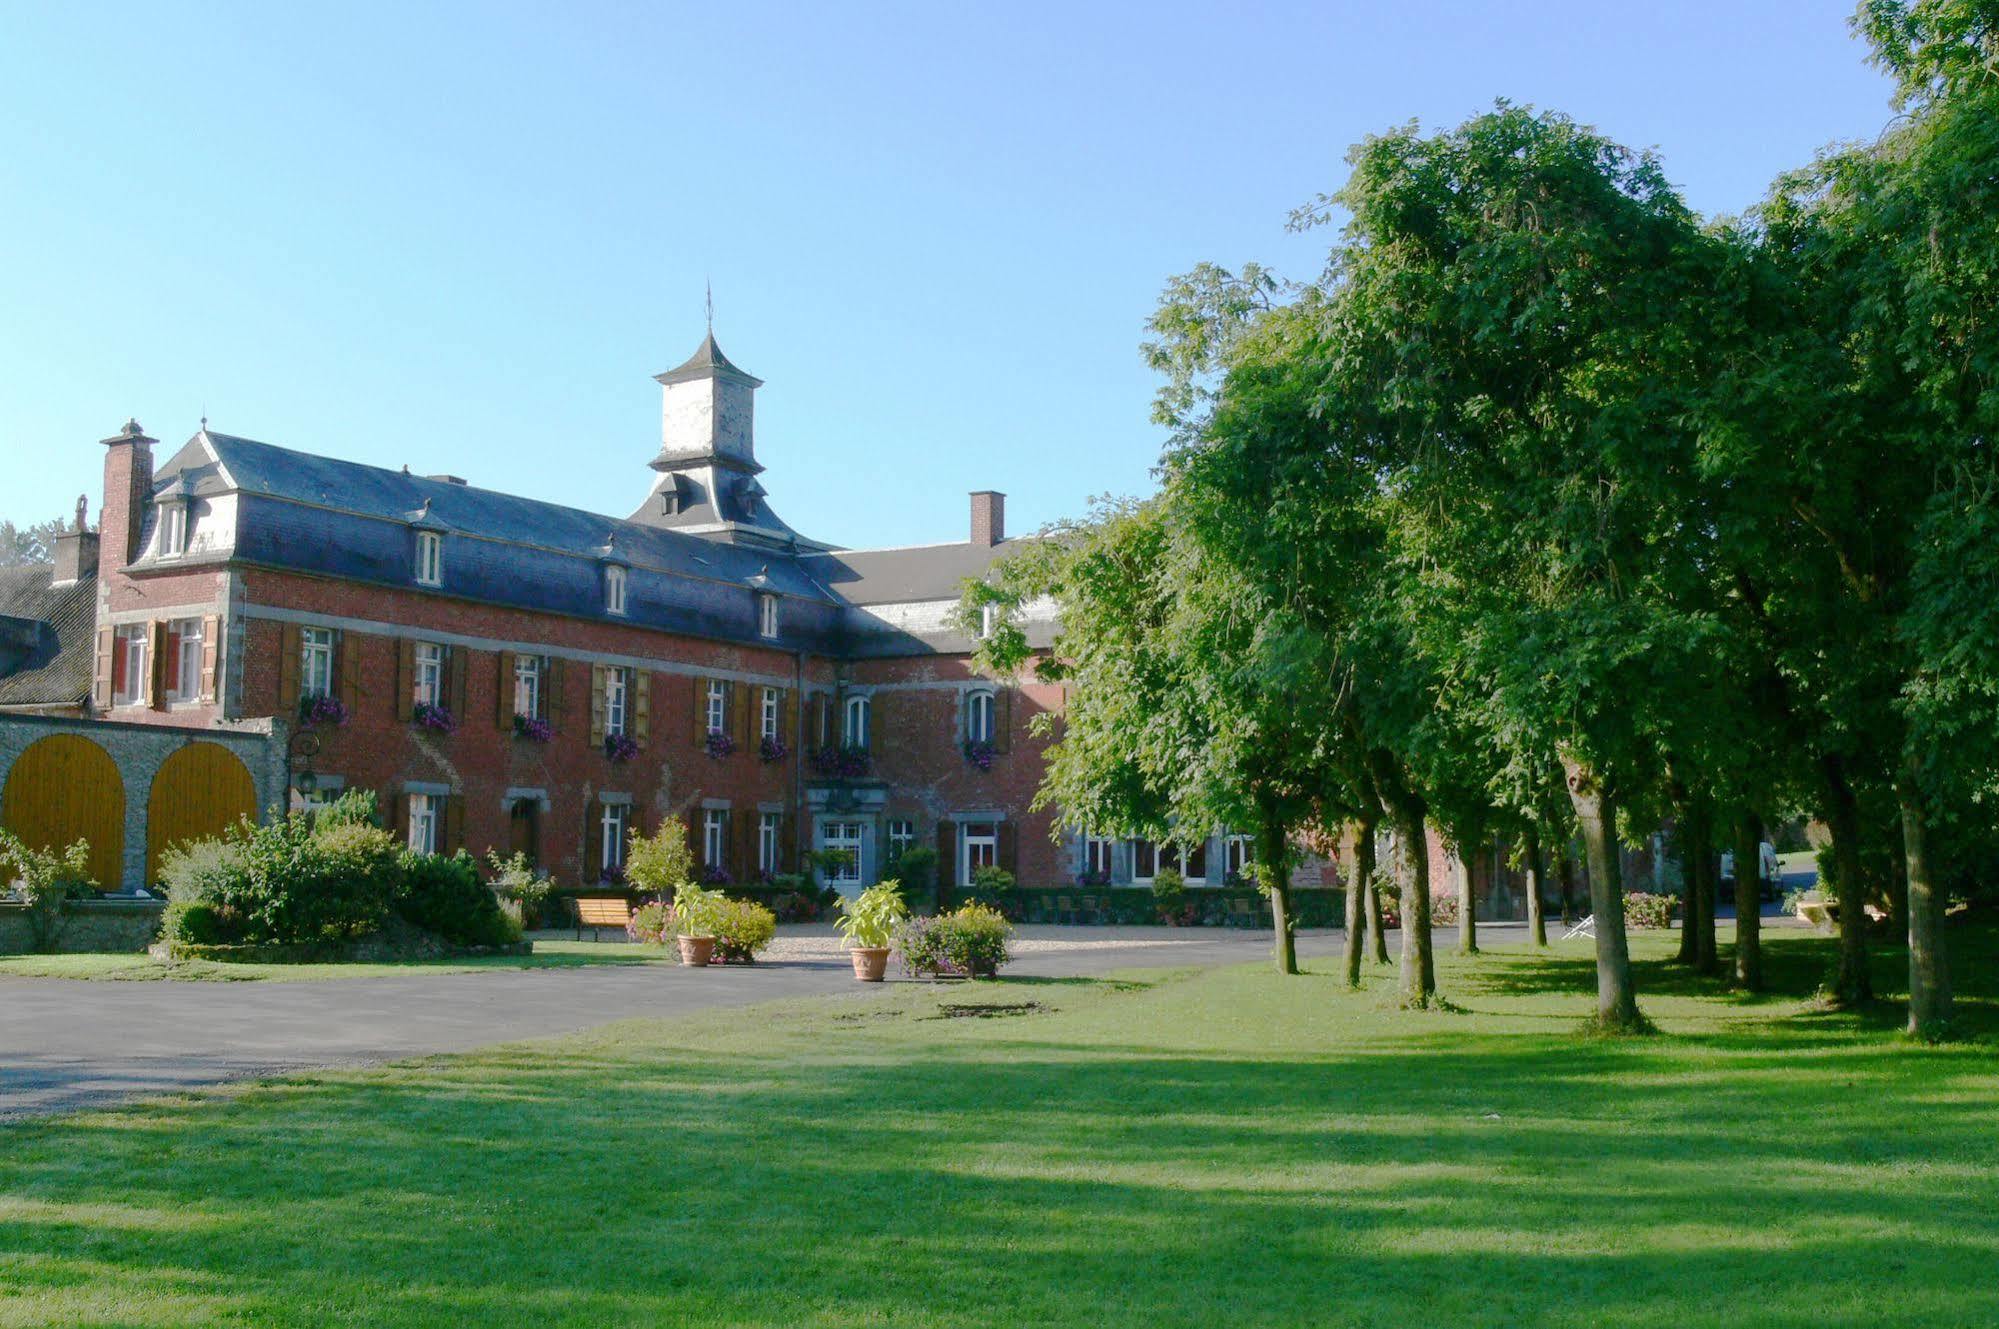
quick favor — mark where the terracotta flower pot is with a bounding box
[677,935,716,967]
[850,946,891,982]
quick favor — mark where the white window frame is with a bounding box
[1225,834,1253,880]
[887,818,916,860]
[300,627,335,700]
[160,503,188,557]
[1085,835,1116,880]
[821,820,864,885]
[705,680,727,736]
[977,603,1000,640]
[703,809,728,870]
[965,691,996,744]
[605,564,628,616]
[114,625,149,706]
[758,812,781,875]
[1130,837,1158,884]
[758,592,779,639]
[760,686,780,742]
[601,803,629,875]
[513,654,542,719]
[604,666,629,738]
[169,617,204,702]
[960,821,999,886]
[413,642,444,707]
[408,793,440,855]
[843,694,870,748]
[415,530,443,586]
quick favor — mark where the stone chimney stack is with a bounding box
[100,419,155,572]
[970,490,1006,547]
[51,494,99,584]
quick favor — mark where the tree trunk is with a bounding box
[1524,824,1547,947]
[1688,802,1719,976]
[1732,809,1763,993]
[1558,846,1580,925]
[1256,796,1298,976]
[1675,803,1700,965]
[1366,869,1389,964]
[1342,817,1375,987]
[1820,754,1873,1006]
[1560,752,1644,1032]
[1899,761,1952,1038]
[1887,829,1909,939]
[1456,847,1479,955]
[1389,805,1435,1006]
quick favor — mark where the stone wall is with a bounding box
[0,897,165,953]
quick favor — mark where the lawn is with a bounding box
[1,926,1995,1328]
[0,940,670,982]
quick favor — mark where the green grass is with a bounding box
[0,940,671,982]
[1,926,1995,1327]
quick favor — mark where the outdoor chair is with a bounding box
[1561,915,1596,940]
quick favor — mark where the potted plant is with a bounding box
[836,879,908,981]
[623,817,708,961]
[671,881,726,965]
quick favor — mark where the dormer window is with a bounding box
[160,503,188,557]
[758,592,779,639]
[415,531,443,586]
[606,564,628,615]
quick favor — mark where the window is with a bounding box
[168,618,203,702]
[705,680,727,736]
[113,625,149,706]
[843,694,870,748]
[821,820,864,885]
[887,818,915,860]
[758,592,779,639]
[413,642,444,706]
[965,691,996,744]
[758,812,782,876]
[760,686,780,742]
[1160,840,1208,884]
[407,794,440,855]
[1225,835,1253,880]
[977,603,1000,640]
[604,666,629,737]
[703,809,728,871]
[1085,835,1116,881]
[605,564,628,615]
[1131,838,1158,882]
[513,654,542,719]
[160,503,188,556]
[415,530,443,586]
[960,821,999,886]
[601,803,630,876]
[300,627,335,699]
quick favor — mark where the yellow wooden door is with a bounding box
[1,733,125,890]
[146,743,257,884]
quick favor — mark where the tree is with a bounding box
[0,515,73,567]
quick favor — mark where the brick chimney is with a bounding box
[51,494,99,584]
[100,419,155,572]
[970,490,1005,547]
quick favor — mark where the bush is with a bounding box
[710,896,777,963]
[966,864,1017,913]
[397,849,520,947]
[628,901,673,944]
[313,789,382,831]
[0,830,96,952]
[1430,892,1461,926]
[626,818,696,899]
[157,813,397,948]
[1151,867,1186,922]
[886,845,939,901]
[896,903,1014,978]
[485,850,554,928]
[1623,891,1677,930]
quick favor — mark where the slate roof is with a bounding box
[654,333,763,388]
[0,564,95,709]
[801,538,1035,606]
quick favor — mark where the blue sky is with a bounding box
[0,2,1892,549]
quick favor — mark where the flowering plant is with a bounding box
[962,739,998,771]
[1077,868,1111,888]
[701,862,735,886]
[810,744,871,779]
[512,713,553,742]
[299,694,347,726]
[758,734,789,763]
[412,701,456,733]
[603,733,638,763]
[704,729,736,759]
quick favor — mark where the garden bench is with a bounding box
[1562,915,1596,940]
[572,896,633,941]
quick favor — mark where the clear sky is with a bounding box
[0,2,1893,549]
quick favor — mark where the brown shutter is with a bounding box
[732,809,753,880]
[395,640,415,721]
[776,688,791,748]
[937,820,957,893]
[691,676,707,747]
[445,795,466,856]
[338,631,362,715]
[864,691,881,753]
[543,656,563,725]
[93,627,114,710]
[200,614,221,703]
[730,682,749,746]
[385,788,408,844]
[995,688,1013,753]
[448,646,469,721]
[589,665,606,747]
[998,821,1019,877]
[147,621,168,709]
[495,651,515,729]
[634,671,652,749]
[278,622,302,711]
[583,799,603,883]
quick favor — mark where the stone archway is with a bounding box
[2,733,125,889]
[146,742,257,885]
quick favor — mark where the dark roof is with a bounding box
[801,538,1034,606]
[653,333,762,388]
[0,564,95,709]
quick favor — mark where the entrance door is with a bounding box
[508,798,540,866]
[819,819,868,902]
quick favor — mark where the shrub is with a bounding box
[672,881,728,937]
[886,844,939,899]
[1151,867,1186,922]
[967,864,1016,912]
[628,900,673,944]
[159,899,231,946]
[1430,892,1461,926]
[1623,891,1677,930]
[485,850,554,928]
[837,880,909,950]
[313,789,382,831]
[710,896,777,962]
[896,903,1014,978]
[0,830,95,952]
[397,849,519,947]
[159,813,397,947]
[626,818,696,900]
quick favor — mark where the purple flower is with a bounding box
[702,863,734,885]
[809,744,871,779]
[603,733,639,763]
[412,701,457,734]
[512,713,553,742]
[705,729,737,759]
[299,694,347,727]
[962,739,997,771]
[758,735,789,763]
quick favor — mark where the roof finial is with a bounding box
[705,278,713,336]
[74,494,88,532]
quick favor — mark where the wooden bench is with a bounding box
[573,896,633,941]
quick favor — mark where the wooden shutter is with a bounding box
[445,795,466,856]
[730,682,749,746]
[634,671,652,748]
[544,656,564,725]
[200,614,221,703]
[495,651,515,729]
[583,799,603,883]
[278,622,302,711]
[691,676,707,747]
[937,820,956,894]
[338,632,362,715]
[732,810,753,880]
[776,688,791,747]
[998,821,1019,877]
[995,688,1013,753]
[864,692,882,753]
[448,646,469,721]
[147,621,168,709]
[810,692,830,749]
[384,788,407,844]
[395,640,415,720]
[589,665,606,747]
[92,627,113,710]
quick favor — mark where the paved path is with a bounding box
[0,926,1345,1121]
